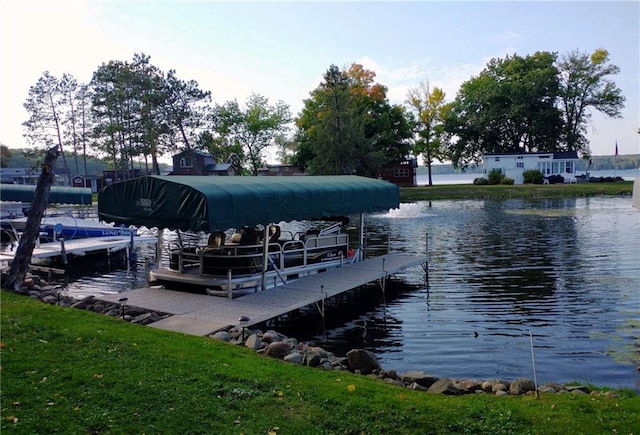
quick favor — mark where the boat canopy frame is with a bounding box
[97,175,399,232]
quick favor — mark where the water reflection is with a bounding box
[3,196,638,390]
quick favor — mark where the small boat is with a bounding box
[98,175,400,297]
[1,215,136,244]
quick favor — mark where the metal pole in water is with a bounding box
[59,238,67,265]
[530,330,539,399]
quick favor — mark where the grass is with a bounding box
[2,290,639,434]
[400,181,634,202]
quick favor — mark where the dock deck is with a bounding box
[0,235,157,263]
[97,253,427,336]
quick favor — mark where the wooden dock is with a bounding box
[97,253,427,336]
[0,235,157,263]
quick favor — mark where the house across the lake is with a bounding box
[257,164,304,176]
[381,158,418,187]
[171,150,235,176]
[482,151,580,184]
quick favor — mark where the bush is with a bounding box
[501,177,515,185]
[522,169,544,184]
[487,169,505,185]
[473,177,489,185]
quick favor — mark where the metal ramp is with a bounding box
[97,253,427,336]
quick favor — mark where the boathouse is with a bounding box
[381,158,418,187]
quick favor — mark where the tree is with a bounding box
[1,144,11,167]
[212,94,291,175]
[406,81,450,186]
[294,63,411,176]
[22,71,75,184]
[4,146,59,291]
[157,69,212,174]
[444,52,563,169]
[557,48,626,154]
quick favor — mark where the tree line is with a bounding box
[14,49,626,185]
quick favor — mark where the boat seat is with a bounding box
[207,231,225,247]
[268,225,281,244]
[229,233,242,245]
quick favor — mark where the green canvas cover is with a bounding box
[98,175,399,232]
[0,183,92,205]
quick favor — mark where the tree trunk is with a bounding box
[4,146,60,290]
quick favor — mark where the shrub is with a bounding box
[522,169,544,184]
[473,177,489,185]
[501,177,515,185]
[487,169,505,185]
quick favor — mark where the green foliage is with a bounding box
[400,181,634,201]
[294,63,412,176]
[500,177,515,185]
[522,169,544,184]
[405,81,451,186]
[487,169,505,185]
[444,52,563,169]
[473,177,489,185]
[557,49,625,154]
[212,94,291,175]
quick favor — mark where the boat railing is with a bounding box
[166,232,350,278]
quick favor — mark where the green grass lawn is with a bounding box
[2,291,638,434]
[400,181,634,202]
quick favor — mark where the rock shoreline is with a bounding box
[5,273,629,398]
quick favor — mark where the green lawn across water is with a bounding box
[400,181,634,202]
[2,291,639,434]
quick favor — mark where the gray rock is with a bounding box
[264,341,292,359]
[41,295,57,304]
[211,331,232,342]
[428,378,460,395]
[384,378,406,388]
[509,378,536,395]
[244,334,262,350]
[492,383,509,393]
[304,352,322,367]
[262,330,287,343]
[400,370,438,388]
[284,352,303,364]
[346,349,381,375]
[495,390,509,396]
[566,385,589,394]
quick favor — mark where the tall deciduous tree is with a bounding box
[444,52,563,169]
[406,81,450,186]
[22,71,74,184]
[295,63,411,176]
[159,69,212,174]
[557,48,625,154]
[212,94,291,175]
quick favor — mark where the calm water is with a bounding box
[7,196,639,390]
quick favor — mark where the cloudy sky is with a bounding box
[2,0,638,161]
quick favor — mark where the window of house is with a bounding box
[516,162,524,168]
[494,157,500,162]
[394,168,410,177]
[537,162,551,175]
[180,157,192,168]
[565,162,573,173]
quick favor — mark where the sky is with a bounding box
[1,0,638,163]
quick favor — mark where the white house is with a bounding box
[482,151,580,184]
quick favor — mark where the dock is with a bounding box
[97,253,427,336]
[0,235,157,263]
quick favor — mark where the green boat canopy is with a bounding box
[0,183,92,205]
[98,175,399,232]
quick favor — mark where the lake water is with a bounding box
[4,195,639,391]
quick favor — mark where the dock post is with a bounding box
[144,258,150,286]
[59,238,67,265]
[227,269,233,300]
